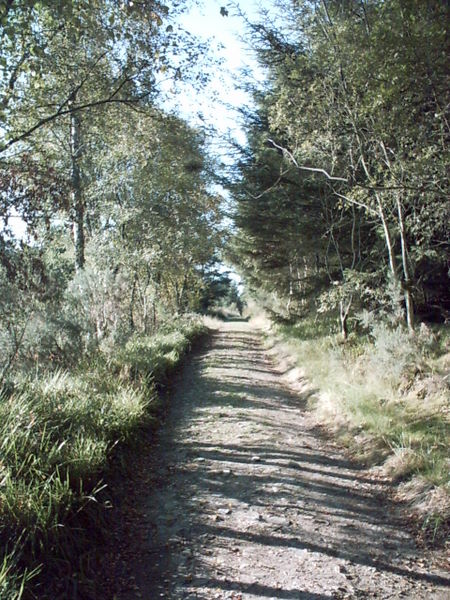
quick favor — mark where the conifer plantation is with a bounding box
[0,1,449,598]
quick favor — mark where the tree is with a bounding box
[0,0,225,363]
[1,0,200,269]
[231,0,449,330]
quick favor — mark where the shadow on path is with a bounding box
[117,324,449,600]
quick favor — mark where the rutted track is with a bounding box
[102,320,449,599]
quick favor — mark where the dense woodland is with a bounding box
[0,0,449,598]
[229,0,449,559]
[1,0,227,368]
[231,0,449,335]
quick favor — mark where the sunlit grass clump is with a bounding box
[111,318,207,383]
[0,370,149,599]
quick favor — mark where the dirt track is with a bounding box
[103,321,449,599]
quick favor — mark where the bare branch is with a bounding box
[333,191,378,216]
[268,139,438,194]
[248,165,292,199]
[267,138,349,182]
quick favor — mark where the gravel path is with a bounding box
[104,321,449,599]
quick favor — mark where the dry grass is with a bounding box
[254,310,450,540]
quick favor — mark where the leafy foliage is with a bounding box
[231,0,450,332]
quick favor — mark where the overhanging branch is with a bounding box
[0,75,150,155]
[267,138,349,182]
[268,138,442,194]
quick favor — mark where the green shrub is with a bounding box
[112,316,207,383]
[368,321,417,383]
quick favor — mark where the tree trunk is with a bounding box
[373,193,397,281]
[70,102,84,270]
[339,297,352,341]
[152,300,157,332]
[377,141,414,331]
[396,194,415,332]
[287,262,294,316]
[129,273,137,331]
[178,274,187,314]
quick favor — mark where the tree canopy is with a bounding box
[230,0,449,334]
[0,0,226,374]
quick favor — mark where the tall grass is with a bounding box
[267,313,449,538]
[0,316,207,599]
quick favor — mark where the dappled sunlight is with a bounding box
[112,322,449,599]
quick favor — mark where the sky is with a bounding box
[170,1,274,286]
[165,0,270,148]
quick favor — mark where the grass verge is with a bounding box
[261,313,449,545]
[0,316,207,599]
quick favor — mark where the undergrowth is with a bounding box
[267,313,449,542]
[0,316,207,599]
